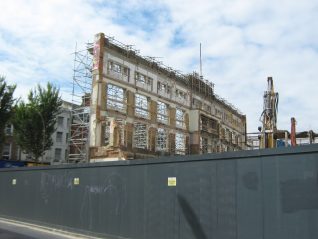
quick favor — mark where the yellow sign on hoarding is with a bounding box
[73,177,80,185]
[168,177,177,186]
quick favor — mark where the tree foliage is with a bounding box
[13,83,62,161]
[0,76,16,149]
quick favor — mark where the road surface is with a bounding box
[0,218,100,239]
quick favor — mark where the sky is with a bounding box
[0,0,317,133]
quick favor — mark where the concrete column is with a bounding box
[169,108,176,127]
[125,123,133,150]
[190,132,200,154]
[169,133,175,155]
[90,33,105,147]
[150,100,157,123]
[148,127,156,152]
[126,90,135,117]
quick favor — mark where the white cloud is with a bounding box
[0,0,317,133]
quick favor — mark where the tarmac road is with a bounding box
[0,218,99,239]
[0,227,35,239]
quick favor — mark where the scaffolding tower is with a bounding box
[69,43,93,163]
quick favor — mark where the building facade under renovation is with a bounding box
[89,33,247,161]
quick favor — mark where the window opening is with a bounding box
[157,101,168,124]
[56,132,63,143]
[104,119,125,147]
[54,148,62,161]
[135,72,153,91]
[156,128,168,151]
[157,82,171,95]
[175,132,186,155]
[106,84,125,111]
[175,89,187,100]
[2,143,11,160]
[200,137,208,154]
[176,108,185,128]
[135,94,149,118]
[57,117,64,127]
[109,61,122,73]
[134,122,147,149]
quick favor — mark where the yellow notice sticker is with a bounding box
[73,177,80,185]
[168,177,177,186]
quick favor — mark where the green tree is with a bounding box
[0,76,16,150]
[13,83,62,161]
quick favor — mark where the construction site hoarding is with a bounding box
[1,144,318,239]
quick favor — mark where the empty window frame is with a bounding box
[135,94,149,118]
[200,137,208,154]
[175,132,186,155]
[104,121,111,145]
[220,128,225,139]
[176,108,185,128]
[226,129,231,142]
[135,72,153,86]
[103,119,125,146]
[192,98,202,109]
[224,113,229,122]
[175,89,187,100]
[56,132,63,143]
[108,61,129,75]
[234,134,239,145]
[106,84,125,111]
[203,104,211,113]
[117,119,125,146]
[237,135,242,146]
[157,82,171,94]
[54,148,62,161]
[2,143,11,160]
[157,101,168,124]
[232,133,236,144]
[200,115,218,131]
[57,117,64,127]
[201,116,209,131]
[156,128,168,151]
[215,108,223,118]
[133,122,147,149]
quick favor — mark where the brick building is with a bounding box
[89,33,247,161]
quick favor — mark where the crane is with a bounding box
[259,77,279,148]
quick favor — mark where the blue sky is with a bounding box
[0,0,318,132]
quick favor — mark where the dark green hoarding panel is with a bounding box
[1,144,318,239]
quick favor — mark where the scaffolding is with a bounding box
[69,43,93,163]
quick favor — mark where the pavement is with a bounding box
[0,218,101,239]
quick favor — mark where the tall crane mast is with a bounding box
[259,77,279,148]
